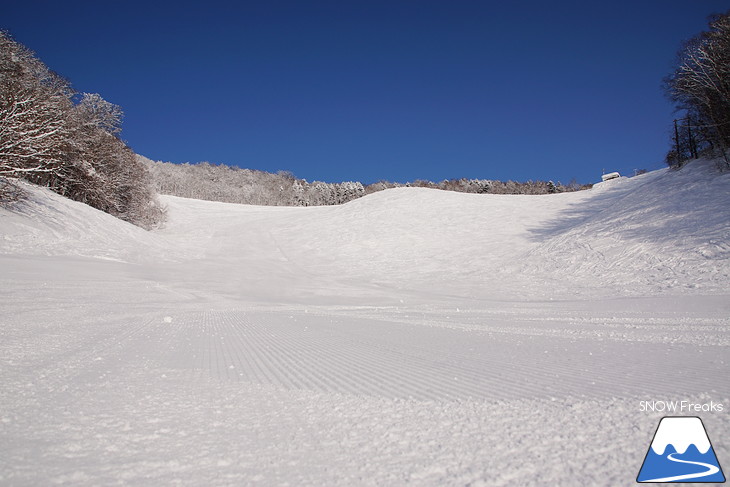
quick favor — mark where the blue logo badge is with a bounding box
[637,416,725,483]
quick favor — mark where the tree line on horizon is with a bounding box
[141,156,589,207]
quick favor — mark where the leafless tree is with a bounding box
[664,11,730,163]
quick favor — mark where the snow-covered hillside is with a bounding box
[5,159,728,302]
[1,160,728,485]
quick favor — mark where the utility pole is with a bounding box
[674,119,681,163]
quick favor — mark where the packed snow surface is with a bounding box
[1,160,728,485]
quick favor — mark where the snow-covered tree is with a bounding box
[0,31,165,228]
[0,32,73,181]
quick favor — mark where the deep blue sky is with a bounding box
[3,1,728,184]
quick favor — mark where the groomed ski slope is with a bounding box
[1,159,728,485]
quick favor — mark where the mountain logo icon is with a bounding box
[637,416,726,483]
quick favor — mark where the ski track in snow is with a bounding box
[1,159,729,485]
[139,308,725,401]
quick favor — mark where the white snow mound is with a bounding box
[1,158,728,301]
